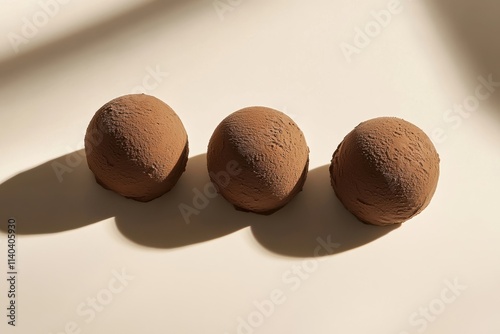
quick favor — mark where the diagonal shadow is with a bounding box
[0,151,398,255]
[112,156,400,254]
[249,165,399,257]
[0,150,114,234]
[0,151,247,247]
[424,0,500,117]
[0,0,202,87]
[113,153,251,248]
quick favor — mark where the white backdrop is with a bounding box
[0,0,499,333]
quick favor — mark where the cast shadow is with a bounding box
[118,160,398,256]
[0,151,247,249]
[113,154,250,248]
[425,0,500,114]
[0,151,397,255]
[250,165,399,257]
[0,0,200,86]
[0,150,115,234]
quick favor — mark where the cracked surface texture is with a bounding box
[84,94,188,202]
[207,106,309,214]
[330,117,440,226]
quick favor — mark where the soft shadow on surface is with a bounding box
[118,161,398,255]
[250,165,399,257]
[0,0,201,84]
[114,154,250,248]
[425,0,500,112]
[0,151,247,249]
[0,152,397,254]
[0,150,115,234]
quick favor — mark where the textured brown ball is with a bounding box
[207,106,309,214]
[84,94,188,202]
[330,117,440,226]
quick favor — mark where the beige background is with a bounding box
[1,0,499,333]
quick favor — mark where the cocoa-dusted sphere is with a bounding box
[207,106,309,214]
[84,94,188,202]
[330,117,439,226]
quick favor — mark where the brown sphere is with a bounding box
[84,94,188,202]
[207,106,309,214]
[330,117,440,226]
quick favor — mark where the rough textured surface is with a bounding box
[330,117,440,226]
[84,94,188,202]
[207,106,309,214]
